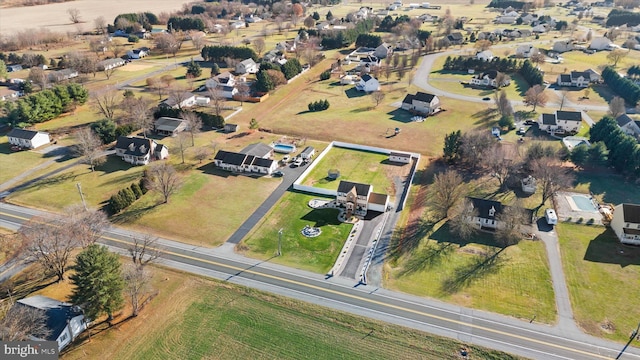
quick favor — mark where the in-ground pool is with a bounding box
[272,143,296,153]
[571,194,598,212]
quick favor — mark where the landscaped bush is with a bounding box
[127,35,139,43]
[319,69,331,81]
[308,99,330,112]
[109,181,144,214]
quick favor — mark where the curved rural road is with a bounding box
[1,203,640,360]
[412,48,610,118]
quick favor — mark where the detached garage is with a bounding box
[7,128,51,149]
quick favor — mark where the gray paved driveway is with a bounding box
[225,162,308,244]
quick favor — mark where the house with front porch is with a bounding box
[470,70,510,88]
[114,136,168,165]
[611,203,640,245]
[401,92,441,115]
[336,181,388,218]
[538,110,582,134]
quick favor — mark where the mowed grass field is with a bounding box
[302,147,409,196]
[557,223,640,342]
[385,222,556,324]
[242,192,353,274]
[53,266,522,360]
[0,138,52,185]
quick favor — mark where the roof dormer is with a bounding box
[489,206,496,217]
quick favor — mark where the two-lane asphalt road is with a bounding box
[1,203,639,360]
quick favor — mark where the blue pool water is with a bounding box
[572,195,598,212]
[273,143,296,153]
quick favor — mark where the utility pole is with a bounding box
[77,183,87,211]
[277,228,283,256]
[616,322,640,359]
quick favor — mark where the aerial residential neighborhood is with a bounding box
[2,0,640,359]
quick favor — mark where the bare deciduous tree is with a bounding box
[208,88,226,117]
[123,264,152,317]
[94,16,106,34]
[252,38,266,56]
[28,67,48,90]
[67,8,81,24]
[429,169,465,219]
[190,31,206,51]
[559,89,569,110]
[65,205,110,247]
[91,88,119,120]
[448,199,478,241]
[460,130,493,170]
[607,48,628,67]
[194,147,210,163]
[145,162,182,203]
[20,217,71,281]
[181,111,202,146]
[174,132,190,164]
[0,303,50,341]
[523,84,548,111]
[495,204,528,247]
[531,157,574,205]
[74,127,105,172]
[236,82,250,106]
[608,96,626,118]
[127,234,162,267]
[485,143,519,190]
[155,33,181,57]
[167,86,191,110]
[371,91,386,107]
[129,97,153,138]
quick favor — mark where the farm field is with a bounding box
[30,266,523,360]
[557,223,640,342]
[241,192,353,274]
[301,146,410,197]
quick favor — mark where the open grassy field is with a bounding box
[385,220,556,324]
[242,192,353,274]
[557,223,640,342]
[115,169,280,246]
[0,137,52,185]
[25,266,523,360]
[301,146,409,196]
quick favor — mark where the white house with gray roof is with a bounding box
[7,128,50,149]
[539,110,583,134]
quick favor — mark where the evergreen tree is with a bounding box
[570,144,589,166]
[255,70,275,92]
[326,11,334,21]
[249,118,259,130]
[312,11,320,20]
[588,141,608,166]
[130,183,143,199]
[186,59,202,78]
[211,63,220,76]
[70,244,124,321]
[443,130,462,163]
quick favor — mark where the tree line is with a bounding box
[606,9,640,27]
[589,116,640,175]
[200,45,258,63]
[4,83,88,126]
[602,66,640,106]
[443,55,521,73]
[518,60,544,86]
[315,18,376,50]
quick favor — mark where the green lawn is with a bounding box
[115,167,280,246]
[385,221,556,324]
[573,171,640,205]
[0,138,50,185]
[302,147,405,196]
[61,267,522,360]
[557,223,640,342]
[242,192,353,274]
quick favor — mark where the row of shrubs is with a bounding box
[109,179,147,214]
[308,99,330,112]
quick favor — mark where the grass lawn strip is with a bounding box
[302,146,407,196]
[0,138,51,186]
[385,220,556,324]
[557,223,640,342]
[242,192,353,274]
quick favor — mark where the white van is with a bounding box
[545,208,558,225]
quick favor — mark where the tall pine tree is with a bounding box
[70,244,124,321]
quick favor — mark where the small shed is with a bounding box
[300,146,315,160]
[389,152,411,164]
[224,123,238,133]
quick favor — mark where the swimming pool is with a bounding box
[571,195,598,212]
[272,143,296,153]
